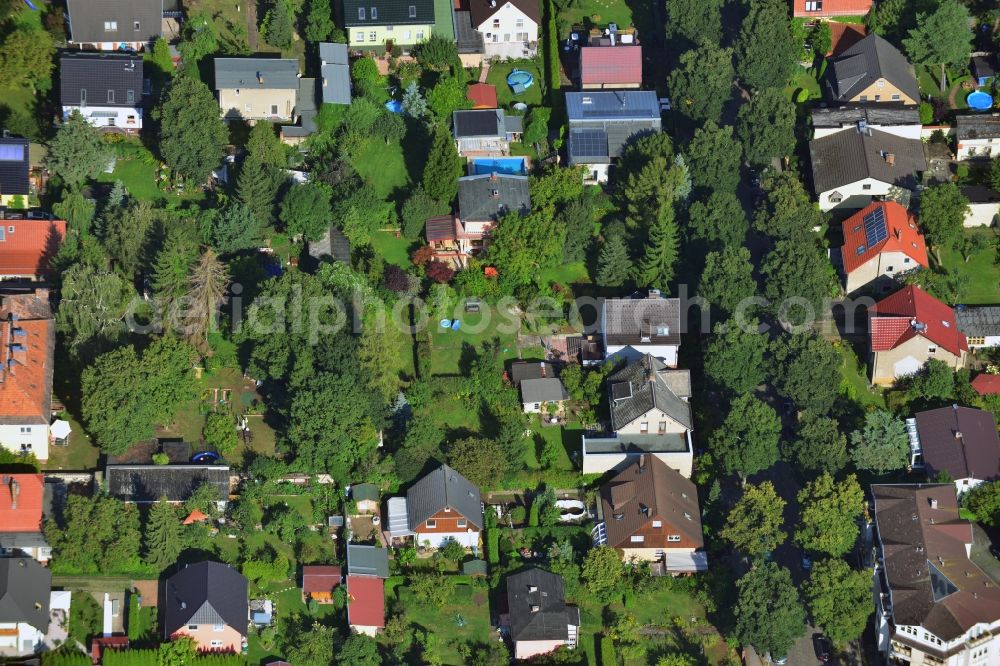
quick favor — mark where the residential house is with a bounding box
[0,291,54,462]
[214,58,299,123]
[0,474,50,563]
[582,354,693,475]
[839,201,928,294]
[972,55,996,87]
[509,361,555,388]
[468,0,539,59]
[0,136,30,207]
[453,109,522,156]
[972,373,1000,397]
[0,213,66,281]
[105,465,231,508]
[502,568,580,660]
[60,52,144,134]
[405,464,483,548]
[960,186,1000,227]
[162,561,248,653]
[466,82,497,109]
[520,378,569,415]
[593,455,706,571]
[350,483,380,513]
[599,291,681,366]
[957,306,1000,349]
[340,0,435,50]
[905,405,1000,491]
[565,91,661,183]
[578,45,642,89]
[319,43,351,105]
[426,172,529,260]
[346,575,384,636]
[955,114,1000,161]
[868,285,969,385]
[809,124,926,211]
[823,33,919,105]
[0,558,50,656]
[301,566,341,604]
[346,544,390,578]
[66,0,162,51]
[872,484,1000,666]
[792,0,872,18]
[810,105,921,140]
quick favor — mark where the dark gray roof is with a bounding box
[106,465,230,503]
[810,104,921,128]
[455,11,485,54]
[583,433,689,454]
[602,295,681,347]
[955,114,1000,141]
[281,78,318,137]
[0,532,49,550]
[520,378,569,404]
[214,58,299,90]
[972,55,996,80]
[608,354,692,431]
[824,34,919,103]
[163,561,248,637]
[506,568,577,642]
[914,406,1000,483]
[565,91,660,121]
[960,186,1000,204]
[809,127,926,193]
[453,109,505,138]
[309,227,351,262]
[60,52,143,107]
[509,361,554,387]
[956,306,1000,337]
[346,544,390,578]
[457,173,530,223]
[319,43,351,105]
[0,136,29,196]
[341,0,435,27]
[406,464,483,530]
[351,482,380,502]
[0,557,50,632]
[66,0,162,45]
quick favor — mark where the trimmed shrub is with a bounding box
[487,530,500,564]
[599,634,617,666]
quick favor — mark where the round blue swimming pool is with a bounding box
[507,69,534,93]
[968,90,994,111]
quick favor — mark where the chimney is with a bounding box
[885,153,895,166]
[955,431,963,440]
[9,478,18,510]
[256,71,263,84]
[930,498,939,509]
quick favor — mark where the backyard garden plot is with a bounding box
[388,581,493,665]
[939,228,1000,305]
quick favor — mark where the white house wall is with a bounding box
[476,2,538,58]
[0,424,49,462]
[813,124,922,141]
[956,137,999,161]
[819,178,893,212]
[414,530,479,548]
[63,105,142,132]
[965,201,999,227]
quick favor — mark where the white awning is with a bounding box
[664,551,709,572]
[387,497,414,537]
[50,420,72,440]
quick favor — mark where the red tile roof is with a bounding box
[302,565,342,594]
[466,83,498,109]
[827,22,867,56]
[0,473,44,532]
[793,0,872,18]
[0,219,66,278]
[841,201,928,274]
[0,292,54,423]
[869,285,968,356]
[182,509,208,525]
[579,46,642,87]
[346,575,384,628]
[972,374,1000,396]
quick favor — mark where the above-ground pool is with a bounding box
[556,499,587,523]
[385,100,403,113]
[471,157,527,175]
[968,90,994,111]
[507,69,534,94]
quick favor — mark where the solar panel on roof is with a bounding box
[569,129,609,158]
[0,144,24,162]
[863,207,888,247]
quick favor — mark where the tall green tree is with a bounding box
[263,0,295,48]
[636,205,679,293]
[0,24,54,91]
[143,498,183,568]
[963,481,1000,526]
[45,111,111,190]
[753,172,826,243]
[805,558,872,647]
[44,495,142,574]
[154,225,199,301]
[422,125,463,204]
[303,0,335,42]
[721,481,786,557]
[184,250,230,353]
[919,182,969,261]
[208,203,263,254]
[359,312,406,403]
[795,473,864,557]
[737,88,796,167]
[850,410,909,474]
[665,0,723,53]
[338,634,381,666]
[582,546,625,602]
[734,563,806,658]
[488,210,565,294]
[667,42,734,125]
[769,334,841,415]
[57,264,135,362]
[761,240,836,327]
[784,412,848,475]
[735,0,797,91]
[710,393,781,481]
[686,122,742,193]
[280,182,332,241]
[448,437,511,489]
[704,320,768,395]
[595,235,632,288]
[102,200,158,279]
[698,246,757,320]
[238,122,287,227]
[903,0,972,94]
[156,75,228,182]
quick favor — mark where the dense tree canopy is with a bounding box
[919,182,969,258]
[784,412,849,475]
[710,393,781,480]
[734,563,806,658]
[156,74,228,183]
[737,88,796,167]
[761,240,836,327]
[698,246,757,321]
[735,0,797,91]
[795,473,864,557]
[805,558,873,646]
[850,410,910,474]
[45,111,111,190]
[667,42,734,125]
[903,0,972,94]
[45,494,142,574]
[704,320,767,395]
[721,481,786,557]
[686,123,743,194]
[769,334,841,414]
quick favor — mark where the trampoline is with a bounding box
[192,451,221,463]
[968,90,994,111]
[506,69,534,95]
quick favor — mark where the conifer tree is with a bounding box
[637,206,679,292]
[237,123,286,227]
[596,236,631,288]
[144,497,182,568]
[421,125,462,204]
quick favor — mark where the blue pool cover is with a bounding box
[968,91,994,111]
[472,157,527,175]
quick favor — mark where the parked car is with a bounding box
[813,634,832,662]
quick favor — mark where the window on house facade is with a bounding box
[213,624,225,632]
[426,519,437,528]
[457,519,467,527]
[862,184,872,190]
[928,346,937,354]
[874,95,881,101]
[860,95,868,101]
[0,228,5,241]
[187,625,198,631]
[210,641,223,648]
[271,104,278,115]
[371,7,377,19]
[804,1,822,10]
[968,336,986,346]
[516,32,528,41]
[416,31,423,40]
[359,7,366,19]
[370,31,377,42]
[903,257,911,263]
[658,422,667,434]
[127,89,135,103]
[667,535,681,542]
[829,192,842,203]
[640,422,648,433]
[108,89,114,103]
[630,535,644,543]
[356,32,365,42]
[886,266,893,272]
[516,18,524,27]
[409,5,417,17]
[493,19,500,28]
[104,21,117,31]
[652,520,662,527]
[892,94,901,101]
[386,25,393,31]
[80,89,87,105]
[404,30,411,40]
[20,427,31,433]
[134,21,140,31]
[244,103,251,113]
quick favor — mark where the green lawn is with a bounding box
[558,0,635,31]
[432,0,455,40]
[537,261,590,286]
[786,68,822,103]
[486,61,544,109]
[837,341,884,409]
[96,145,205,206]
[427,304,520,375]
[372,231,415,268]
[265,494,314,522]
[389,582,492,665]
[938,228,1000,304]
[352,136,411,199]
[523,416,577,471]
